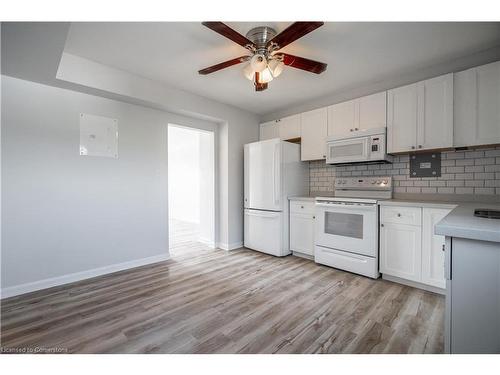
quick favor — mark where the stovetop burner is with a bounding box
[474,209,500,219]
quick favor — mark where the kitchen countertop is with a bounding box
[435,202,500,243]
[378,198,457,209]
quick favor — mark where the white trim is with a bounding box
[198,237,216,249]
[382,274,445,295]
[217,242,243,251]
[1,253,170,299]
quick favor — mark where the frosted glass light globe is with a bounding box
[250,54,267,73]
[268,59,285,78]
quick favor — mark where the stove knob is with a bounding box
[371,181,376,184]
[382,180,388,184]
[376,180,381,185]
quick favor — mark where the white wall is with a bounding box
[168,125,200,224]
[0,76,220,296]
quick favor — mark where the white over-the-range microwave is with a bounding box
[325,127,393,165]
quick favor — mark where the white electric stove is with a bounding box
[314,176,392,278]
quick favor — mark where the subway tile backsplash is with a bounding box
[309,146,500,195]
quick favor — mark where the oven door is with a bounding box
[315,201,378,257]
[326,137,370,164]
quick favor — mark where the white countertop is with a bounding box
[378,198,457,209]
[288,196,316,202]
[435,203,500,243]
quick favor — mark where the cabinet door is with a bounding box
[327,99,356,138]
[417,74,453,150]
[454,61,500,147]
[290,213,315,256]
[358,91,387,131]
[380,222,422,282]
[278,114,301,140]
[387,83,418,153]
[422,208,451,289]
[260,121,278,141]
[301,107,328,161]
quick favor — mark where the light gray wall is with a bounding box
[0,75,215,289]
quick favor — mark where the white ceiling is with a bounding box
[64,22,500,115]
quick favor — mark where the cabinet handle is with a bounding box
[418,145,423,149]
[313,216,316,219]
[397,213,401,217]
[322,155,326,158]
[442,244,445,252]
[354,128,359,131]
[301,205,304,209]
[380,223,384,227]
[350,129,353,132]
[411,146,416,150]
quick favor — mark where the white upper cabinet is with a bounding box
[454,60,500,147]
[259,120,279,141]
[388,73,453,153]
[328,91,387,138]
[417,74,453,150]
[387,83,418,153]
[278,114,301,140]
[328,99,356,137]
[358,91,387,131]
[301,107,328,161]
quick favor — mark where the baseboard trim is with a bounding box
[217,242,243,251]
[198,237,216,248]
[382,274,445,295]
[1,253,170,299]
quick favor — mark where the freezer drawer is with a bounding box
[244,209,288,257]
[315,245,379,279]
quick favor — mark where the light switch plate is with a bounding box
[79,113,118,158]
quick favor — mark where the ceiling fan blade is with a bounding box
[198,56,249,75]
[280,53,327,74]
[202,22,255,49]
[268,22,324,50]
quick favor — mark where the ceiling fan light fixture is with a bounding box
[258,67,274,84]
[243,63,254,81]
[268,59,285,78]
[250,54,267,73]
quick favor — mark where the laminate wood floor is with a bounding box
[1,234,445,354]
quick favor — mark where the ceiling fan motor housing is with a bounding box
[246,26,277,55]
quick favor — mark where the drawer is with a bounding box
[381,206,422,226]
[314,245,379,279]
[290,200,315,215]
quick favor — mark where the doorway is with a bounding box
[168,124,215,257]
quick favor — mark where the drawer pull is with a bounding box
[397,213,401,217]
[380,223,384,227]
[301,205,304,209]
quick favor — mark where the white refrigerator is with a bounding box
[244,138,308,256]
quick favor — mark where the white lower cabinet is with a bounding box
[380,205,453,290]
[421,208,450,288]
[380,222,422,282]
[289,200,315,256]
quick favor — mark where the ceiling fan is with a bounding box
[198,22,327,91]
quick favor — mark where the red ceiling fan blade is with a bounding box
[280,53,327,74]
[202,22,256,49]
[198,56,249,75]
[268,22,324,50]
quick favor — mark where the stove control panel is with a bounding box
[335,176,392,190]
